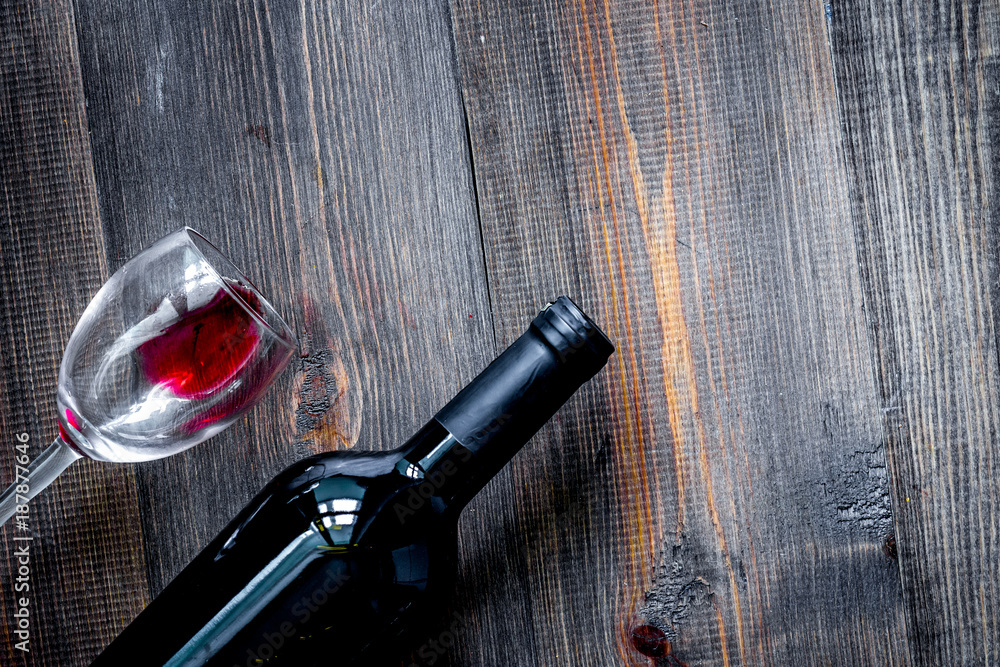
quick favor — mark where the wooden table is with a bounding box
[1,1,997,665]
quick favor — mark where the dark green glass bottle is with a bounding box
[91,296,613,666]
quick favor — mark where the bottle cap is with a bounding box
[531,296,615,374]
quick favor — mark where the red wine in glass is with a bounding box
[137,284,262,400]
[0,228,296,526]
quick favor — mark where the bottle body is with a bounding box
[96,421,467,666]
[93,297,614,666]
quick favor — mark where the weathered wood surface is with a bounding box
[0,0,997,665]
[452,1,908,665]
[0,1,149,663]
[832,2,1000,665]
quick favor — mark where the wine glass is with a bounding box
[0,227,297,525]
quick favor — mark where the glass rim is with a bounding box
[178,226,298,351]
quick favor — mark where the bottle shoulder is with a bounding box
[277,448,401,488]
[235,448,455,551]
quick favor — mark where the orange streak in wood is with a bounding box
[600,0,751,661]
[715,605,732,667]
[678,8,748,662]
[605,0,703,564]
[574,0,656,658]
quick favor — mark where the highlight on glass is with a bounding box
[0,227,297,525]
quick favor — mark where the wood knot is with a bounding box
[630,624,670,658]
[883,533,897,561]
[245,124,271,147]
[290,345,362,453]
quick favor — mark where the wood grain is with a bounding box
[67,0,492,662]
[451,0,911,664]
[832,2,1000,664]
[0,1,149,664]
[2,0,998,664]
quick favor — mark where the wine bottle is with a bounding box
[91,296,614,667]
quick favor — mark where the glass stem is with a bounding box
[0,437,82,527]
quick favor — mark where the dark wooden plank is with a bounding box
[70,0,493,661]
[0,1,150,664]
[832,2,1000,664]
[451,0,912,664]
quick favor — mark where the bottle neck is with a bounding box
[394,421,476,511]
[396,297,614,513]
